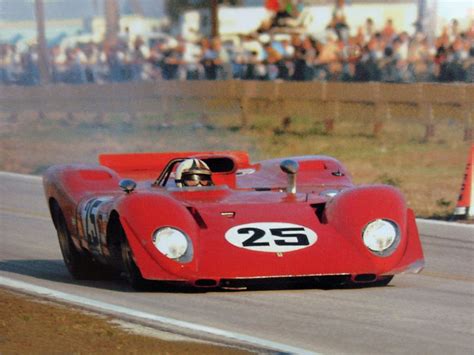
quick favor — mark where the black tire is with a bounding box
[54,207,99,280]
[372,275,394,287]
[119,224,155,291]
[315,275,351,289]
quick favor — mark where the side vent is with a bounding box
[310,203,327,224]
[186,207,207,229]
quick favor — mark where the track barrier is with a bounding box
[0,81,472,141]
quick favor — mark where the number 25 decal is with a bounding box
[225,223,317,253]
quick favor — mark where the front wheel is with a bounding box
[119,225,155,291]
[372,275,394,287]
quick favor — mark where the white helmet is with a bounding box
[175,159,213,187]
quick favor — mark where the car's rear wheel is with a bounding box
[119,224,155,291]
[54,207,98,280]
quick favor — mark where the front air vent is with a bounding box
[310,203,327,224]
[186,207,207,229]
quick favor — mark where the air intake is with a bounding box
[186,207,207,229]
[310,203,327,224]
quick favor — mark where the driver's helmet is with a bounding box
[175,158,213,187]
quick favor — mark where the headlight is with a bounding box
[152,227,193,262]
[362,219,400,256]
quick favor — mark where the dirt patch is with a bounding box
[0,288,251,354]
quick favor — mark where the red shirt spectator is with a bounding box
[265,0,280,12]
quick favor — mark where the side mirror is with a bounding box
[119,179,137,194]
[280,160,299,194]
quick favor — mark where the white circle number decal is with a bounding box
[225,222,317,253]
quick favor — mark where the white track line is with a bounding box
[416,218,473,229]
[0,276,316,355]
[0,171,42,181]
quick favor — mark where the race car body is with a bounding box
[43,151,424,289]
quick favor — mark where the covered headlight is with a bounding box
[362,219,400,256]
[152,227,193,262]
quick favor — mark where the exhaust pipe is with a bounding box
[280,160,299,194]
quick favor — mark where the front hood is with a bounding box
[124,186,421,281]
[166,190,375,278]
[168,187,309,204]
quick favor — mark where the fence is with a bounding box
[1,81,472,140]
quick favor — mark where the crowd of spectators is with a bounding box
[1,2,473,85]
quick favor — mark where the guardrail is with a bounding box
[1,81,472,140]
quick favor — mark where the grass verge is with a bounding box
[0,288,250,354]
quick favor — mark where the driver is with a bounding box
[175,159,214,187]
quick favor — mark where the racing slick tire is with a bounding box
[54,206,102,280]
[347,275,394,288]
[372,275,394,287]
[119,224,156,291]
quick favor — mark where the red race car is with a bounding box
[43,151,424,290]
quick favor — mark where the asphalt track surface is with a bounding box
[0,172,473,354]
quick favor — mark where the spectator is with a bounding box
[241,34,265,80]
[20,46,40,85]
[317,31,341,80]
[0,44,17,84]
[83,43,102,83]
[263,39,282,80]
[362,18,376,44]
[443,37,467,82]
[213,37,231,80]
[292,35,307,81]
[278,38,294,80]
[382,18,396,42]
[408,32,434,82]
[161,40,182,80]
[393,32,412,81]
[464,45,474,83]
[182,37,202,80]
[200,38,218,80]
[379,45,400,82]
[302,37,318,81]
[340,36,361,81]
[129,36,148,81]
[2,10,472,85]
[51,45,67,83]
[327,0,349,41]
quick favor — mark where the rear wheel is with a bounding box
[54,207,98,279]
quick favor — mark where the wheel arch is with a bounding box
[106,210,125,269]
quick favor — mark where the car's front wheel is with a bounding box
[373,275,394,287]
[119,224,155,291]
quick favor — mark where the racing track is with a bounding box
[0,172,473,354]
